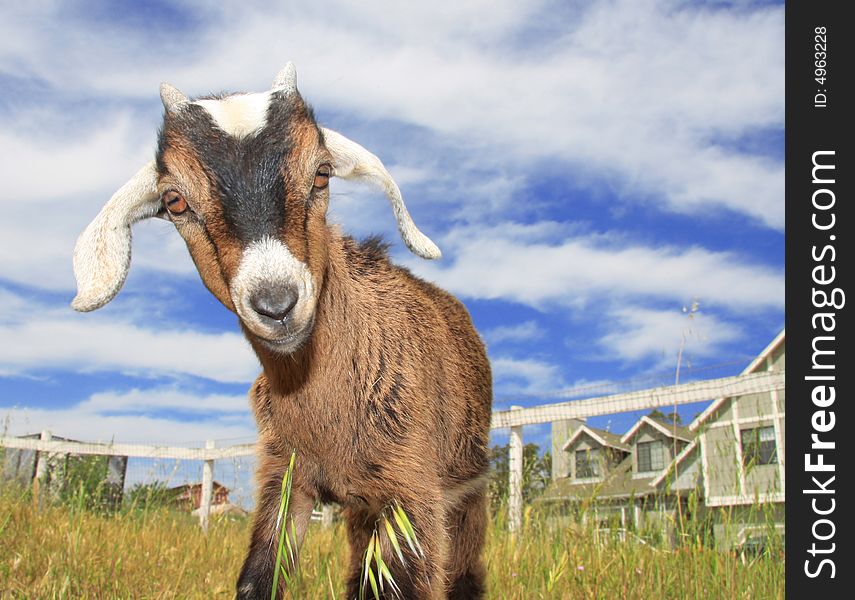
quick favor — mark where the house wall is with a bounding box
[568,437,599,480]
[669,448,702,492]
[702,420,742,498]
[700,342,786,506]
[551,419,585,480]
[543,334,785,552]
[711,503,785,551]
[632,426,685,476]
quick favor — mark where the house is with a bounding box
[651,330,785,550]
[168,480,249,518]
[169,481,231,509]
[1,433,127,509]
[544,417,698,541]
[543,330,785,550]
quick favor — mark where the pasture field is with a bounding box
[0,488,783,599]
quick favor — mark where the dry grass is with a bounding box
[0,488,783,599]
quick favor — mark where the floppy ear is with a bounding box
[71,161,161,312]
[320,127,441,260]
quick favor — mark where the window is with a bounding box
[637,440,665,473]
[741,426,777,466]
[575,448,601,479]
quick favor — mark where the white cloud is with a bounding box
[0,1,784,440]
[1,404,256,444]
[1,0,784,230]
[598,305,744,367]
[407,222,783,311]
[0,112,155,203]
[483,320,545,346]
[0,290,259,383]
[0,112,199,291]
[79,387,250,416]
[491,356,564,396]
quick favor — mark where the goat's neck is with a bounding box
[250,233,370,398]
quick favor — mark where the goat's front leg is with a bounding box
[344,489,449,600]
[236,452,314,600]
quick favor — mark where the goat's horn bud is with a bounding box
[272,62,297,92]
[160,83,189,113]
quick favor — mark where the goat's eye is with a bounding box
[162,191,188,215]
[314,164,331,189]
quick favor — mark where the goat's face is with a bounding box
[71,64,441,354]
[155,89,330,352]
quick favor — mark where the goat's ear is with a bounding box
[71,161,161,312]
[320,127,441,260]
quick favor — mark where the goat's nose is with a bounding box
[250,286,298,322]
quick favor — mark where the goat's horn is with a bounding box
[272,62,297,93]
[160,83,189,113]
[71,161,161,312]
[321,128,441,260]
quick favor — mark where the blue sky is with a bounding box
[0,0,783,455]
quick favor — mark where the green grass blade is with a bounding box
[376,556,401,598]
[367,569,380,600]
[0,511,11,537]
[373,533,384,593]
[391,506,416,557]
[271,450,297,600]
[392,502,423,559]
[359,530,376,600]
[383,516,406,566]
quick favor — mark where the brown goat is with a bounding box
[71,64,492,600]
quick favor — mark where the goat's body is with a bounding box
[239,231,492,599]
[72,65,491,599]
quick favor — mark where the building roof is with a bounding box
[620,415,694,445]
[648,437,699,488]
[541,454,657,501]
[548,330,785,501]
[689,329,784,432]
[169,481,229,493]
[649,329,785,489]
[562,425,630,453]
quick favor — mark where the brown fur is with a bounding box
[238,234,492,600]
[157,96,492,600]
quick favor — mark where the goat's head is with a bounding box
[71,63,440,353]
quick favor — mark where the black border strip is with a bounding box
[786,0,852,594]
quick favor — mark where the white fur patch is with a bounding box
[195,92,273,138]
[230,237,317,344]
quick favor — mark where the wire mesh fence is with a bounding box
[1,350,784,551]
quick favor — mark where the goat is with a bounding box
[71,63,493,600]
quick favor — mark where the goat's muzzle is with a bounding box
[250,285,298,324]
[230,237,318,353]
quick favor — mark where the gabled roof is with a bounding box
[620,415,694,445]
[650,329,785,489]
[689,329,785,431]
[169,481,229,492]
[648,437,699,488]
[541,453,658,501]
[562,425,630,453]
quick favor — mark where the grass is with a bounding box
[0,486,783,599]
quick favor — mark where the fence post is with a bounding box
[321,504,335,528]
[32,430,52,506]
[508,407,524,532]
[200,439,215,532]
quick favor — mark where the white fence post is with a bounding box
[200,439,215,532]
[508,406,524,532]
[33,429,52,505]
[321,504,335,528]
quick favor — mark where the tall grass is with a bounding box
[0,486,783,599]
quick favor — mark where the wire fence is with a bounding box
[1,354,785,550]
